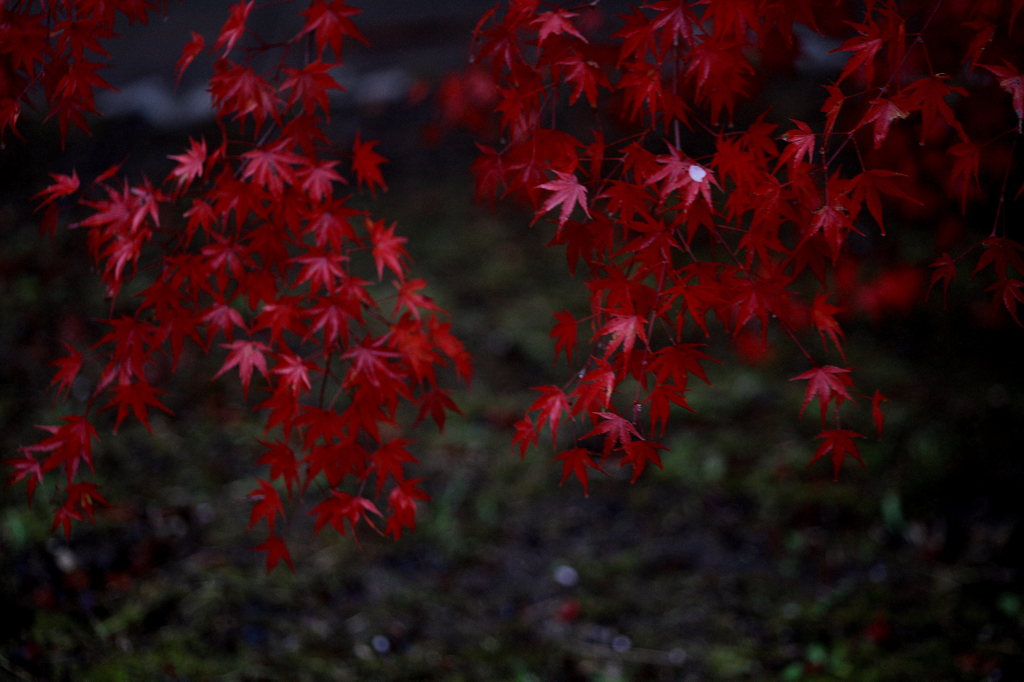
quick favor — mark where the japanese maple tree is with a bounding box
[4,0,1024,569]
[453,0,1024,491]
[3,0,470,571]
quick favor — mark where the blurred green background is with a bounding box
[3,13,1024,681]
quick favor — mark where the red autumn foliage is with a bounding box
[2,0,468,570]
[3,0,1023,570]
[458,0,1024,495]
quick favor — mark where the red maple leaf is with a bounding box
[300,0,368,59]
[201,299,246,342]
[684,37,754,124]
[901,74,968,142]
[68,482,108,521]
[981,62,1024,125]
[811,429,865,481]
[550,310,579,363]
[257,439,300,494]
[297,158,344,202]
[533,10,587,44]
[21,415,98,482]
[394,278,441,320]
[5,453,44,506]
[33,171,79,207]
[167,138,207,192]
[645,145,716,209]
[371,438,416,495]
[52,505,84,540]
[649,343,716,386]
[614,7,659,64]
[859,97,909,149]
[807,200,858,262]
[927,252,957,304]
[513,415,538,458]
[272,353,315,393]
[527,385,571,445]
[537,171,591,226]
[618,60,687,124]
[247,479,285,531]
[987,278,1024,325]
[50,344,84,400]
[848,169,920,235]
[253,297,308,344]
[599,180,654,225]
[648,0,696,51]
[385,478,429,540]
[388,318,437,384]
[831,23,882,86]
[809,293,845,358]
[571,362,616,417]
[820,84,846,137]
[310,490,381,536]
[94,316,159,389]
[208,61,282,128]
[583,411,642,455]
[48,59,114,140]
[596,313,647,363]
[307,199,359,250]
[619,439,666,483]
[214,340,271,394]
[777,120,816,168]
[554,447,603,496]
[305,296,358,348]
[251,534,294,572]
[790,365,854,424]
[646,383,693,436]
[973,236,1024,279]
[241,138,303,195]
[415,388,462,431]
[367,219,409,280]
[215,1,253,56]
[291,248,346,294]
[352,131,387,193]
[282,61,344,116]
[341,337,403,389]
[104,380,173,432]
[53,482,109,539]
[175,30,205,85]
[556,53,608,108]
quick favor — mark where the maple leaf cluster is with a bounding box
[6,0,1024,570]
[4,0,469,572]
[0,0,155,143]
[458,0,1024,490]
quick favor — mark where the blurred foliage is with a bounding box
[2,102,1024,681]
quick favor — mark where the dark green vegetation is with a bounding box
[2,110,1023,681]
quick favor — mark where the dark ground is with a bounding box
[3,7,1024,681]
